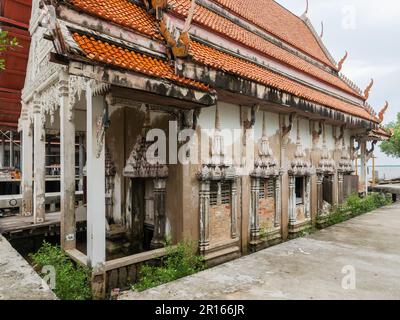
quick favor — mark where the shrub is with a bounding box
[323,193,392,228]
[132,240,204,292]
[30,241,92,300]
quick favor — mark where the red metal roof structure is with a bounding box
[0,0,31,130]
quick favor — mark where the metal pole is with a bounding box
[9,131,14,168]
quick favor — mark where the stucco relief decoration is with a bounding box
[68,76,86,122]
[338,140,354,173]
[317,146,335,175]
[39,83,59,126]
[317,124,335,175]
[252,112,280,178]
[289,118,313,176]
[123,108,168,179]
[197,105,236,181]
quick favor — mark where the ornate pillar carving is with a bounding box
[274,174,282,227]
[20,110,33,216]
[231,179,238,239]
[316,173,324,216]
[305,175,311,219]
[199,181,210,253]
[33,96,46,224]
[59,71,77,250]
[151,178,167,249]
[288,175,296,225]
[338,173,344,204]
[250,177,260,242]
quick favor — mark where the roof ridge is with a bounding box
[208,0,336,68]
[300,13,338,69]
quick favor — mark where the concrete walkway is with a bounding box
[0,235,57,300]
[121,202,400,300]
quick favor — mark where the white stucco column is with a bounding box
[86,82,106,270]
[360,140,368,194]
[33,99,46,223]
[21,118,33,216]
[59,72,76,250]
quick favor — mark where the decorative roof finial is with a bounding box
[303,0,309,15]
[337,51,348,72]
[182,0,197,33]
[378,101,389,122]
[320,21,324,38]
[364,78,374,100]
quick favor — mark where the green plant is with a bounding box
[323,193,392,228]
[132,240,204,292]
[380,113,400,158]
[30,241,92,300]
[0,29,19,70]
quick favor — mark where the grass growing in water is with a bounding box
[132,240,204,292]
[30,241,92,300]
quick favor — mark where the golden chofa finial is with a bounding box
[364,78,374,100]
[378,101,389,122]
[338,51,348,72]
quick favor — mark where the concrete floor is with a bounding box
[121,202,400,300]
[0,235,57,300]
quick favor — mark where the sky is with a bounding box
[276,0,400,165]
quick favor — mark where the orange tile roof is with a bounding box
[168,0,361,98]
[212,0,334,68]
[72,33,209,91]
[69,0,162,40]
[189,41,376,122]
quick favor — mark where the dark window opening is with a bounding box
[323,175,333,204]
[295,177,304,205]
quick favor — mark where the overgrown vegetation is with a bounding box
[380,112,400,158]
[0,29,19,70]
[132,240,204,292]
[30,242,92,300]
[324,192,392,227]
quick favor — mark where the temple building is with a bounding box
[17,0,391,296]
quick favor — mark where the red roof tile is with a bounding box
[168,0,361,98]
[72,33,209,91]
[69,0,162,40]
[212,0,334,67]
[189,41,375,122]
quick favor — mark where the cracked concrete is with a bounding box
[0,235,57,300]
[120,202,400,300]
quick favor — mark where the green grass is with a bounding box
[30,241,92,300]
[132,240,204,292]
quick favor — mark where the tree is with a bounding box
[0,29,19,70]
[380,113,400,158]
